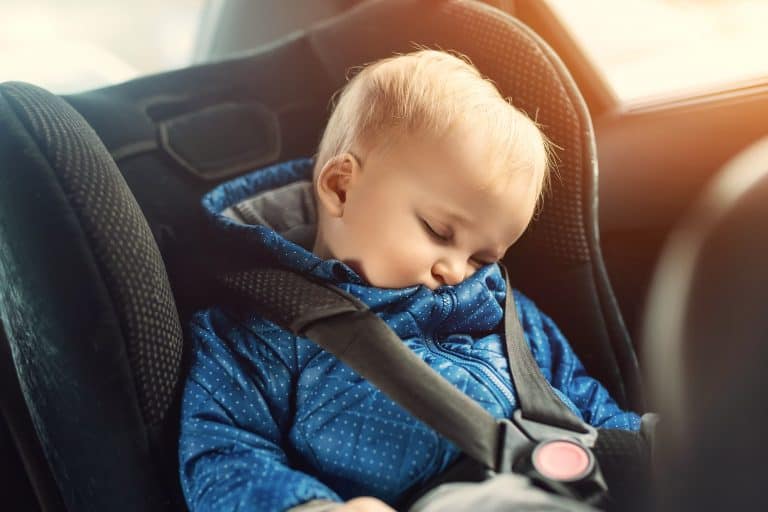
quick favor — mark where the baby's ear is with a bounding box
[315,153,359,217]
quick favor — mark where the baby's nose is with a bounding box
[432,260,466,286]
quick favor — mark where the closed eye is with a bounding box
[420,218,451,242]
[470,258,496,268]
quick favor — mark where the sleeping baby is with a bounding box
[179,49,641,512]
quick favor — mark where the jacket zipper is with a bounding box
[422,335,515,411]
[425,290,516,410]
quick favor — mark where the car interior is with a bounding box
[1,0,767,511]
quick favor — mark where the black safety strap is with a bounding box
[218,265,590,470]
[499,265,588,433]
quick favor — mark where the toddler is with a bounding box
[179,50,640,512]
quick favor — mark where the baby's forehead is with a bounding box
[367,122,543,202]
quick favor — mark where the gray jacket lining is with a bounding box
[222,179,318,249]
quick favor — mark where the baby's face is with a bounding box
[315,127,541,290]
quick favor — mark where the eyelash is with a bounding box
[421,219,451,242]
[469,257,494,268]
[421,218,495,267]
[420,219,496,267]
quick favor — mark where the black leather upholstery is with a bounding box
[0,1,642,510]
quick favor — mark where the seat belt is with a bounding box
[217,265,606,502]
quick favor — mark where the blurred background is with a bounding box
[0,0,206,94]
[548,0,768,102]
[1,0,767,102]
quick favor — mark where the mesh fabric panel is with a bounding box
[593,428,651,509]
[221,268,366,332]
[2,82,183,428]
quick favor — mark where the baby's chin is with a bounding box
[370,278,438,290]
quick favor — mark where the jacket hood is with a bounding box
[202,158,507,335]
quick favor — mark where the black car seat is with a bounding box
[0,0,643,510]
[643,136,768,512]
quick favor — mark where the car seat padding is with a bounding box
[158,101,281,181]
[0,82,182,510]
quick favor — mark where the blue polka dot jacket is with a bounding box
[178,159,641,511]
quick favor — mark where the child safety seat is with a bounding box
[0,0,643,510]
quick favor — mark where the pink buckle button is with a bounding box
[532,439,594,482]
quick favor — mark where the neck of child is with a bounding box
[311,232,334,261]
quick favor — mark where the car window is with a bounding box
[0,0,206,94]
[547,0,768,103]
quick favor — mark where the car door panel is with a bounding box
[596,87,768,343]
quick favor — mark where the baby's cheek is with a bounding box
[386,244,432,285]
[354,215,433,287]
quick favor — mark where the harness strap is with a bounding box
[218,264,592,470]
[499,265,588,433]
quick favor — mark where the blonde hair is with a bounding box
[314,49,552,198]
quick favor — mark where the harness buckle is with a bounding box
[496,411,608,504]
